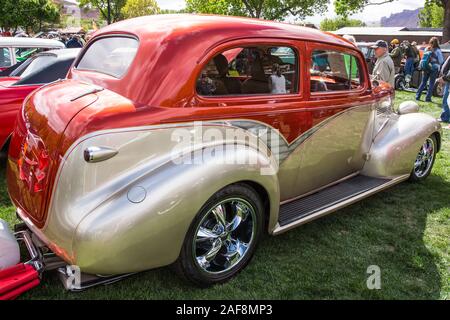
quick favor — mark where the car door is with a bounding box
[190,38,311,201]
[289,42,374,197]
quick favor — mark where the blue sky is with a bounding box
[155,0,424,24]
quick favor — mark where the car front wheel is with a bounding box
[409,135,437,182]
[174,183,264,286]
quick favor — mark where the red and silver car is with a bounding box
[5,15,442,288]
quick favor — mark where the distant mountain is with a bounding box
[380,8,421,27]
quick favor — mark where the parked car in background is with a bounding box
[0,37,64,72]
[356,42,376,73]
[0,49,80,154]
[6,15,442,289]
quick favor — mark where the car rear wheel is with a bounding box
[409,135,437,182]
[174,183,263,287]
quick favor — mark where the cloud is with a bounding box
[156,0,186,10]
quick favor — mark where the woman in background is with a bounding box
[416,37,444,102]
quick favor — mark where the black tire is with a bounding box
[409,135,437,182]
[433,81,444,97]
[395,75,406,91]
[174,183,264,287]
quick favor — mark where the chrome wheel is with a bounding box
[192,198,256,274]
[414,138,435,178]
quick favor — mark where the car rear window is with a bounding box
[76,36,138,78]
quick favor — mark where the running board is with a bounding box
[273,174,409,235]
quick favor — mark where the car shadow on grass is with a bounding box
[19,172,447,300]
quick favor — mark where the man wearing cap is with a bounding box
[371,40,395,87]
[389,39,403,73]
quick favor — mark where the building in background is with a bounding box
[334,27,443,44]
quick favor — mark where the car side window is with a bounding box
[0,48,11,68]
[310,50,363,93]
[197,45,299,96]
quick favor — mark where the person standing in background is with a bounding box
[404,41,418,83]
[389,39,403,73]
[371,40,395,87]
[437,55,450,123]
[416,37,444,102]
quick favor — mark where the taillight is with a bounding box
[18,132,49,193]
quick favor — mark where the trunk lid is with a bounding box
[7,80,99,228]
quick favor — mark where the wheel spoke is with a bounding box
[223,240,248,269]
[196,226,219,243]
[196,238,222,269]
[227,202,247,232]
[212,204,227,228]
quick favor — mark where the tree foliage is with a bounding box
[0,0,59,33]
[186,0,330,21]
[419,1,444,28]
[320,16,365,31]
[79,0,127,24]
[121,0,160,19]
[334,0,392,17]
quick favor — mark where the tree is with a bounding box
[186,0,330,21]
[79,0,127,24]
[419,1,444,28]
[121,0,160,18]
[30,0,60,32]
[334,0,450,42]
[0,0,59,33]
[320,16,365,31]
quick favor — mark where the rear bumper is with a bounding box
[16,207,74,266]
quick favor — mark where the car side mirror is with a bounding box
[398,101,419,115]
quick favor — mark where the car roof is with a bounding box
[94,14,354,49]
[35,48,81,59]
[0,37,65,48]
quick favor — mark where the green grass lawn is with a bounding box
[0,90,448,299]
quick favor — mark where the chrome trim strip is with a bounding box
[272,174,410,235]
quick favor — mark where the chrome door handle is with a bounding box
[84,146,118,163]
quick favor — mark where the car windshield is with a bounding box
[18,55,57,78]
[76,37,138,78]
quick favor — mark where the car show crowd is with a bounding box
[347,34,450,128]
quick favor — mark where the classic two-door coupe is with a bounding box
[6,15,442,287]
[0,49,80,154]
